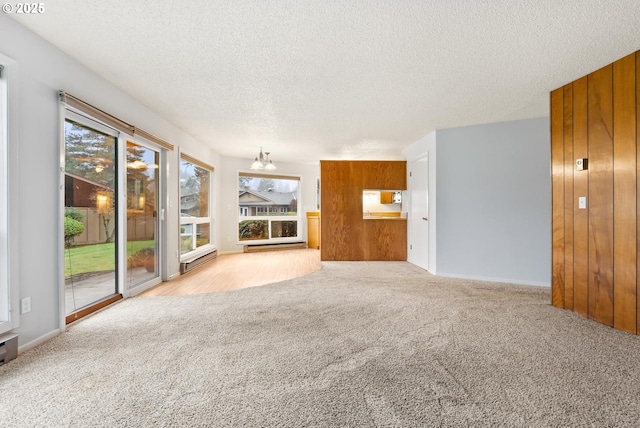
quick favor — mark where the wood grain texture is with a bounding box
[319,161,338,260]
[320,161,345,259]
[552,49,640,335]
[637,51,640,334]
[572,77,589,317]
[347,161,365,259]
[320,161,363,260]
[141,249,321,296]
[587,64,614,327]
[380,191,394,204]
[551,88,565,308]
[66,294,122,325]
[613,53,637,334]
[306,212,320,249]
[321,160,407,261]
[362,161,407,190]
[362,220,407,261]
[563,84,575,311]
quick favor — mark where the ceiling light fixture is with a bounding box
[250,147,276,170]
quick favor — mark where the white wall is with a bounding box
[404,118,551,286]
[0,15,218,348]
[0,13,552,351]
[217,156,319,254]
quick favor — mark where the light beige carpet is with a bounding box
[1,261,640,427]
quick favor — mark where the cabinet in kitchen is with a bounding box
[306,211,320,249]
[320,160,407,261]
[362,161,406,190]
[380,191,393,204]
[362,219,407,261]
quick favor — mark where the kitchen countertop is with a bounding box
[363,212,407,220]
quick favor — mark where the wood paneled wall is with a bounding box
[321,161,365,261]
[320,160,407,261]
[551,51,639,334]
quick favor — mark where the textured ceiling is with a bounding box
[10,0,640,164]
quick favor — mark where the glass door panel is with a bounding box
[126,141,159,289]
[64,120,118,315]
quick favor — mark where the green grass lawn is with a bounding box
[65,240,154,277]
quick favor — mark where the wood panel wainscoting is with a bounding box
[320,160,365,261]
[551,50,639,335]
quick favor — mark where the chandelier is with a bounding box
[250,147,276,170]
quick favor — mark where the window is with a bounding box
[0,63,10,334]
[238,172,300,243]
[180,155,213,256]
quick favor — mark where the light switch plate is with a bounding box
[21,296,31,314]
[578,196,587,209]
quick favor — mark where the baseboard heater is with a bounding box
[0,333,18,365]
[180,248,218,274]
[244,242,306,253]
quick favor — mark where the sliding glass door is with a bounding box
[126,141,160,289]
[64,118,118,315]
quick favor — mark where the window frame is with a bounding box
[237,171,302,245]
[179,153,215,261]
[0,55,18,335]
[124,137,164,293]
[61,110,122,321]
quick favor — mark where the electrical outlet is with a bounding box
[21,297,31,314]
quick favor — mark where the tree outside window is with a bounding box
[238,173,300,242]
[180,157,212,255]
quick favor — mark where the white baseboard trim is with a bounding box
[436,271,550,287]
[407,260,437,276]
[18,328,61,354]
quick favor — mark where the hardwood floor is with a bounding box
[140,248,322,296]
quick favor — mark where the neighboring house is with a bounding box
[180,191,199,216]
[64,172,116,245]
[238,190,297,217]
[64,172,112,209]
[3,5,625,354]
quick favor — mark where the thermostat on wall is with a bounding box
[576,158,588,171]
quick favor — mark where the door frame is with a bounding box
[408,152,431,272]
[122,137,166,297]
[58,111,169,329]
[59,108,122,326]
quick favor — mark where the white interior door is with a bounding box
[409,155,429,270]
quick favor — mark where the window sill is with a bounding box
[180,244,217,263]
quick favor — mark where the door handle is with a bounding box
[422,217,428,221]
